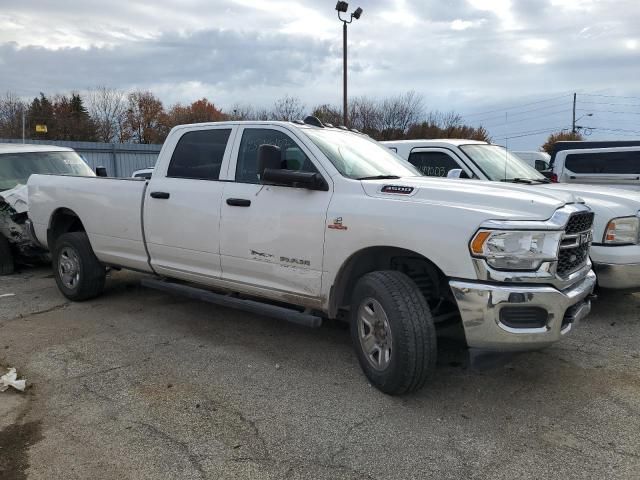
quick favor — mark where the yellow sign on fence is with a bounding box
[35,124,48,133]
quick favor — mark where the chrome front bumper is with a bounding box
[449,270,597,351]
[593,262,640,290]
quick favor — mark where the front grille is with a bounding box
[565,211,594,235]
[557,244,590,277]
[557,211,594,278]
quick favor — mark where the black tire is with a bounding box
[53,232,106,301]
[350,271,437,395]
[0,234,14,275]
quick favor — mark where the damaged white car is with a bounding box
[0,144,95,274]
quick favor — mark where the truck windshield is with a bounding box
[303,129,420,179]
[459,144,547,182]
[0,151,95,191]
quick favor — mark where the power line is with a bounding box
[505,128,565,140]
[484,108,572,128]
[469,101,572,124]
[578,100,640,108]
[461,93,573,118]
[577,108,640,116]
[587,126,640,134]
[589,130,640,137]
[496,125,568,139]
[580,93,640,101]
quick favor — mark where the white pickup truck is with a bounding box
[0,143,96,274]
[384,140,640,290]
[28,120,596,394]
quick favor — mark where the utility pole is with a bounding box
[22,109,25,143]
[572,92,577,134]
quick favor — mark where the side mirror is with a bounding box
[261,169,329,191]
[257,144,282,178]
[446,169,470,179]
[96,166,108,177]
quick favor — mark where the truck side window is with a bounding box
[565,151,640,174]
[167,129,231,180]
[408,151,461,177]
[535,160,550,171]
[236,128,318,184]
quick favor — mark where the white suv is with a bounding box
[551,146,640,190]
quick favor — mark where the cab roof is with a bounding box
[381,139,489,147]
[0,143,74,154]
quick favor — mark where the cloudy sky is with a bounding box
[1,0,639,148]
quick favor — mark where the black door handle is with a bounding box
[226,198,251,207]
[150,191,170,199]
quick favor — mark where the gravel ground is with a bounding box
[1,267,639,480]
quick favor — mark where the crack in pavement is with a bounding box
[2,302,70,323]
[129,420,207,479]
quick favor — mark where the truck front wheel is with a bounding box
[350,271,437,395]
[53,232,106,301]
[0,234,14,275]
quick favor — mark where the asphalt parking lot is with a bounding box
[1,267,639,480]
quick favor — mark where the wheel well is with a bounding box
[48,208,86,248]
[329,247,456,321]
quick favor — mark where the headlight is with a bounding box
[470,230,562,270]
[604,216,640,245]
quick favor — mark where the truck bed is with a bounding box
[28,175,152,272]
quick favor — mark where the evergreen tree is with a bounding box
[27,93,54,139]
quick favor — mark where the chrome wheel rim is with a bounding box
[58,247,80,289]
[357,298,393,371]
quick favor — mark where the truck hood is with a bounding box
[539,183,640,235]
[360,177,579,221]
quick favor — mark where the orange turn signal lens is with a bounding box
[605,221,616,242]
[470,231,492,255]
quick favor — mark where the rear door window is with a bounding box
[408,151,461,177]
[564,151,640,174]
[167,129,231,180]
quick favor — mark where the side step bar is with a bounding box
[140,278,323,328]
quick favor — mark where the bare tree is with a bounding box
[226,103,271,121]
[349,96,383,134]
[425,110,463,130]
[271,95,306,121]
[379,91,425,138]
[227,103,255,121]
[0,93,27,139]
[312,104,343,126]
[86,87,127,142]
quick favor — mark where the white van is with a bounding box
[512,151,551,172]
[552,146,640,191]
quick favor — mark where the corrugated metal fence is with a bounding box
[0,139,162,177]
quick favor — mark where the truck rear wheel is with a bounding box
[53,232,106,301]
[350,271,437,395]
[0,234,14,275]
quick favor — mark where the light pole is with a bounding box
[574,113,593,132]
[336,1,363,127]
